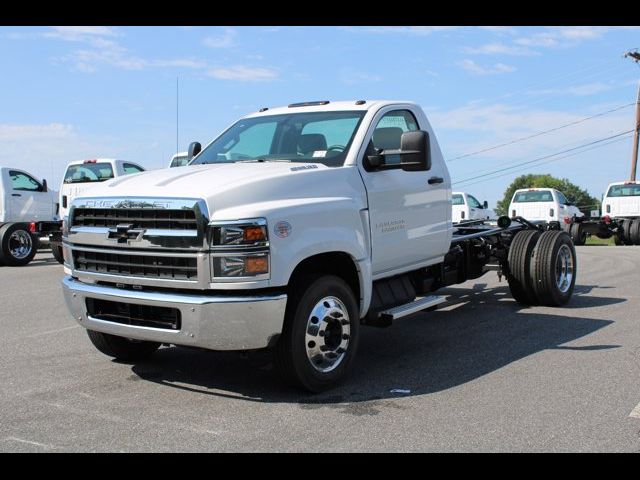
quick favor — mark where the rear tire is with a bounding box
[569,222,587,246]
[0,223,37,266]
[630,220,640,245]
[87,330,160,362]
[507,229,541,306]
[274,275,359,392]
[530,231,577,306]
[51,243,64,264]
[623,220,634,245]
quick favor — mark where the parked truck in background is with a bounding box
[0,167,59,266]
[568,180,640,246]
[61,100,578,392]
[168,152,189,168]
[451,191,496,223]
[50,159,146,263]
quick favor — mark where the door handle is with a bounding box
[12,193,21,197]
[428,176,444,185]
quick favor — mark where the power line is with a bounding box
[454,133,633,189]
[453,130,634,186]
[448,102,636,162]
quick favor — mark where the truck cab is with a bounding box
[451,191,495,223]
[59,159,145,220]
[602,181,640,219]
[508,188,583,224]
[0,167,58,223]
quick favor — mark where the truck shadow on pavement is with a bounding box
[130,283,622,407]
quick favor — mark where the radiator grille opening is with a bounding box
[86,298,181,330]
[73,250,198,280]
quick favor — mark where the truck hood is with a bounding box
[73,162,366,219]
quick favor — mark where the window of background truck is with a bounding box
[170,155,189,167]
[123,163,145,174]
[10,170,42,191]
[556,191,568,205]
[64,163,114,183]
[513,190,554,203]
[191,111,366,167]
[606,184,640,197]
[467,195,482,208]
[371,110,419,165]
[452,194,465,205]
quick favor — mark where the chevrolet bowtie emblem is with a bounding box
[107,223,145,243]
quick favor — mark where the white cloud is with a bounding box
[0,123,74,141]
[462,42,538,56]
[206,65,278,81]
[457,59,516,75]
[203,28,236,48]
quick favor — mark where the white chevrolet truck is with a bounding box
[61,100,578,391]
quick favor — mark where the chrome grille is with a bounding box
[73,249,198,280]
[72,208,197,230]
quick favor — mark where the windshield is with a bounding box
[191,111,366,168]
[64,163,114,183]
[452,194,464,205]
[513,190,554,203]
[606,184,640,197]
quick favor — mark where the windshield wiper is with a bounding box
[236,158,292,163]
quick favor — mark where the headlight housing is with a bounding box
[209,218,270,280]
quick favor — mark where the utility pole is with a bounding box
[624,50,640,181]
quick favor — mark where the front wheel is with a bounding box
[87,330,160,362]
[274,275,360,392]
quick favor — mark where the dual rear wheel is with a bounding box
[507,229,576,307]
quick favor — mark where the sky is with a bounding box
[1,25,639,207]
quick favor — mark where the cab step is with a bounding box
[378,295,447,321]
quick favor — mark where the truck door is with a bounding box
[467,194,483,219]
[7,170,50,222]
[358,107,450,277]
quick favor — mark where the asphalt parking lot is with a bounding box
[1,247,640,452]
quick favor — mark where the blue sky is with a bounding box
[1,26,639,206]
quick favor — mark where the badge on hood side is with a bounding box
[274,221,292,238]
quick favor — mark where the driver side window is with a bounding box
[467,195,482,209]
[556,191,568,205]
[371,110,419,165]
[10,170,42,192]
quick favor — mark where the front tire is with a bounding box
[0,223,37,266]
[87,330,160,362]
[51,243,64,264]
[274,275,360,392]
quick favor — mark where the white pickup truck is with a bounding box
[61,100,578,391]
[0,166,59,265]
[168,152,189,168]
[594,181,640,245]
[451,191,496,223]
[508,188,584,225]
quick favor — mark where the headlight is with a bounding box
[209,218,268,248]
[209,218,270,280]
[212,253,269,278]
[62,216,69,237]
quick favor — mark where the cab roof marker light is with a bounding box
[259,107,269,112]
[83,159,97,164]
[355,100,366,105]
[288,101,330,108]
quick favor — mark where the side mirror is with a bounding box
[483,200,488,209]
[363,140,384,171]
[400,130,430,172]
[188,141,202,160]
[42,179,48,192]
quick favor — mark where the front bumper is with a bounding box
[62,276,287,351]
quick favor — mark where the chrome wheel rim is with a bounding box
[555,244,574,293]
[9,230,33,260]
[305,296,350,373]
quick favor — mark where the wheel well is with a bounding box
[288,252,361,302]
